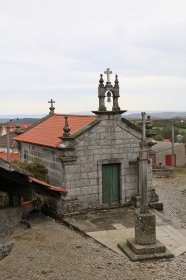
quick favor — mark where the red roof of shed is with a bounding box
[29,177,68,193]
[0,152,19,161]
[13,114,96,148]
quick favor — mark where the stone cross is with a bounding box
[138,112,146,141]
[48,99,55,114]
[139,112,149,214]
[104,68,112,83]
[48,99,55,108]
[118,112,172,261]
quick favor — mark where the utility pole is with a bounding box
[7,126,10,162]
[6,119,13,162]
[171,122,175,168]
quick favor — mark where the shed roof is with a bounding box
[28,177,68,193]
[0,157,67,195]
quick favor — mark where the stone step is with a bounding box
[163,225,186,244]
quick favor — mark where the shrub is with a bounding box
[12,160,49,183]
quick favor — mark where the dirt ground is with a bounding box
[0,174,186,280]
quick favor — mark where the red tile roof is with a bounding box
[5,124,31,132]
[13,114,96,148]
[163,138,171,142]
[0,152,19,161]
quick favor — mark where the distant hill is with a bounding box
[0,118,40,125]
[1,111,186,121]
[73,111,186,119]
[125,112,186,119]
[0,119,11,124]
[0,114,45,119]
[4,118,40,125]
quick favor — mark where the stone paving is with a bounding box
[64,207,186,257]
[87,221,186,257]
[0,175,186,279]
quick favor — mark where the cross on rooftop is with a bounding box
[48,99,55,107]
[104,68,112,83]
[48,99,55,114]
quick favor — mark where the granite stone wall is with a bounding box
[19,143,64,187]
[63,114,152,210]
[18,114,153,212]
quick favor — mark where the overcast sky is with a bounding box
[1,0,186,116]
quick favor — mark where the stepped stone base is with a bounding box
[118,238,174,261]
[149,202,163,211]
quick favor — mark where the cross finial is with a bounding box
[48,99,55,114]
[104,68,112,83]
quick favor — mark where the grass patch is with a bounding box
[174,167,186,175]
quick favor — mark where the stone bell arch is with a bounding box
[98,68,121,112]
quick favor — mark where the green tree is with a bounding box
[153,127,163,141]
[162,126,179,140]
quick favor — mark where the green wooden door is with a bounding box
[102,163,120,205]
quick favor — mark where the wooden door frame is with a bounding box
[102,163,121,205]
[97,158,124,206]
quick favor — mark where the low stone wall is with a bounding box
[41,194,80,218]
[0,207,22,238]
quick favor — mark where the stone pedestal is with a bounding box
[135,211,156,244]
[118,210,174,261]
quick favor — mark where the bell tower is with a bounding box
[93,68,126,115]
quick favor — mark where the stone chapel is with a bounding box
[13,69,155,214]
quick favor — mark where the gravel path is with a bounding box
[0,175,186,280]
[153,175,186,229]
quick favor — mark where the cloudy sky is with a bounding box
[1,0,186,116]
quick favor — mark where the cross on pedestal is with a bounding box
[118,112,173,261]
[104,68,112,83]
[48,99,55,114]
[138,112,152,142]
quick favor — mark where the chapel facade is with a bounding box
[14,69,154,213]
